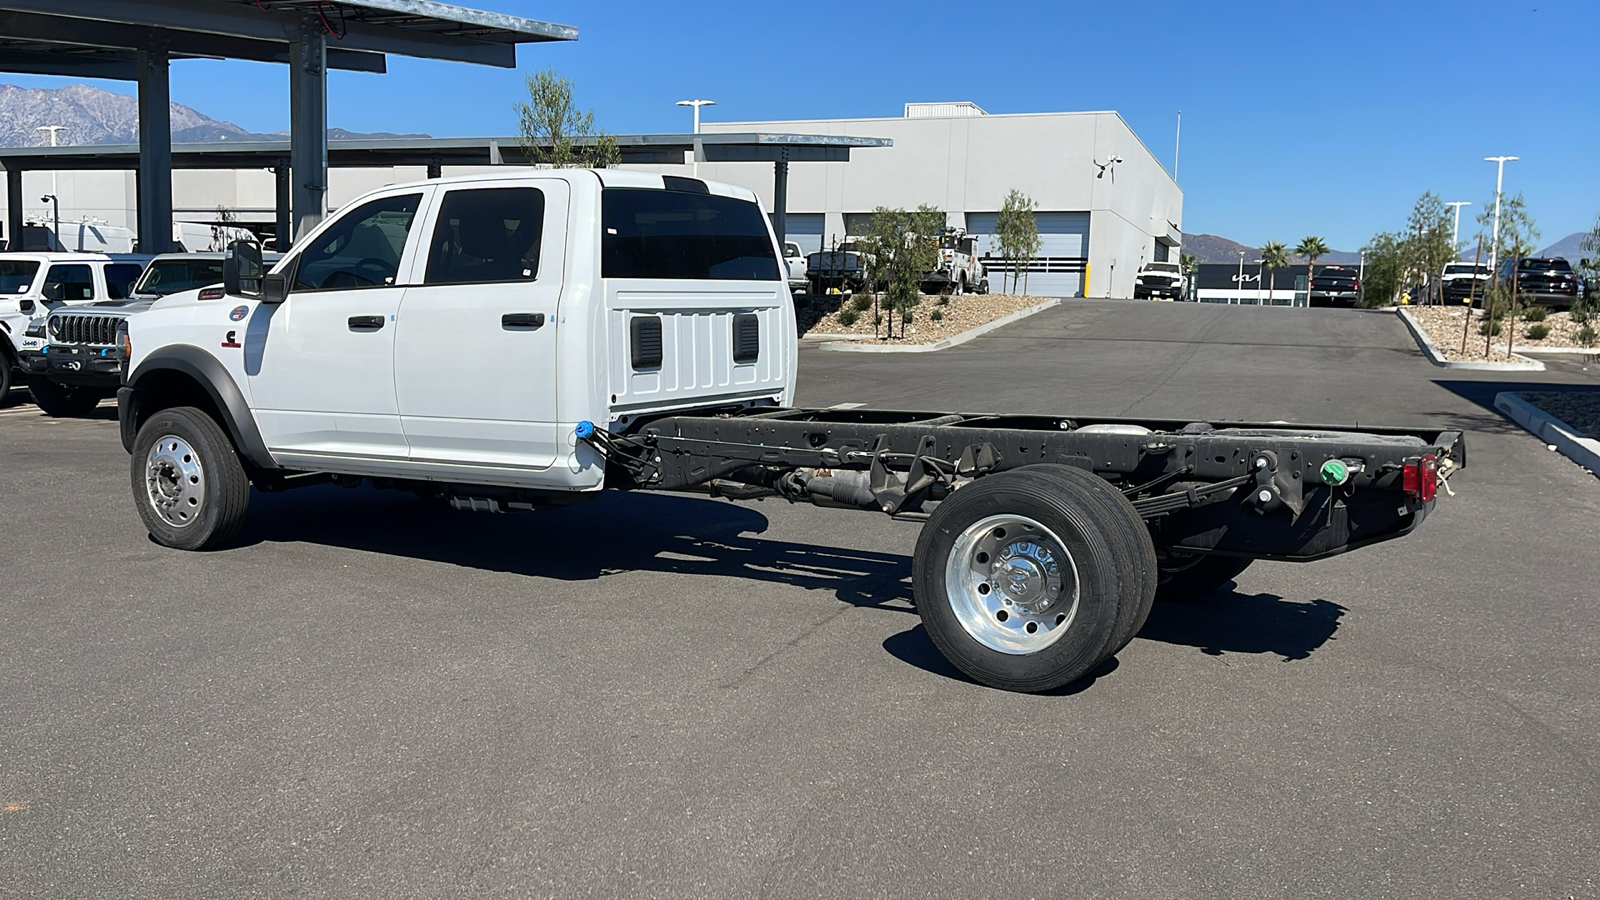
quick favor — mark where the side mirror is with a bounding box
[261,272,288,305]
[223,239,263,297]
[41,282,65,302]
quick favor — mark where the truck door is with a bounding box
[393,180,566,471]
[245,189,429,461]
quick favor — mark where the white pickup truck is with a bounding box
[119,169,1462,693]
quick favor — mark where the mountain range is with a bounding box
[0,83,427,146]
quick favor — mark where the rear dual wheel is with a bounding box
[913,466,1154,693]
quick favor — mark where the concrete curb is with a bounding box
[817,299,1060,353]
[1395,307,1544,371]
[1495,392,1600,477]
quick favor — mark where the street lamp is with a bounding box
[1255,258,1265,303]
[1236,249,1246,304]
[1444,200,1471,262]
[1484,156,1517,271]
[36,125,65,223]
[40,194,59,251]
[676,99,716,175]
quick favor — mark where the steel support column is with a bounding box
[273,158,291,251]
[5,169,21,251]
[136,38,174,254]
[289,16,328,239]
[772,155,789,248]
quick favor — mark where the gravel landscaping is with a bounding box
[797,292,1049,345]
[1516,391,1600,440]
[1406,305,1599,363]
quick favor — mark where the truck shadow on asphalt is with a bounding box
[239,487,918,613]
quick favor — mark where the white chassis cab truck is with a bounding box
[119,170,1463,693]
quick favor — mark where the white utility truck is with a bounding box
[118,170,1462,693]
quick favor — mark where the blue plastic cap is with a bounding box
[574,420,595,439]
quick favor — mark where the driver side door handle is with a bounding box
[348,315,385,330]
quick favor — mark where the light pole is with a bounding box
[1484,156,1517,272]
[1255,258,1264,303]
[676,99,715,176]
[36,125,65,229]
[1444,201,1470,252]
[41,194,59,251]
[1236,250,1246,304]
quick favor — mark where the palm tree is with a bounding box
[1179,252,1199,301]
[1259,241,1289,301]
[1294,236,1331,303]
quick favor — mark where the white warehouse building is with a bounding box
[2,102,1181,299]
[698,103,1184,299]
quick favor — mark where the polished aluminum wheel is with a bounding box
[943,514,1080,654]
[145,434,205,528]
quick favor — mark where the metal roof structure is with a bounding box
[1,132,894,249]
[0,0,577,251]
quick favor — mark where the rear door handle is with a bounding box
[502,313,545,329]
[348,315,385,330]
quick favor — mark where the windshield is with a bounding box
[134,258,227,295]
[1519,258,1572,272]
[1143,263,1180,273]
[1444,264,1488,275]
[0,259,40,293]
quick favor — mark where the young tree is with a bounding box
[1473,192,1539,330]
[1294,236,1331,301]
[1259,240,1289,301]
[995,189,1039,294]
[856,204,945,339]
[1360,231,1405,307]
[1574,211,1600,315]
[1402,192,1457,304]
[514,67,620,168]
[1179,252,1199,301]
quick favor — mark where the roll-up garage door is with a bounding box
[772,213,825,255]
[966,211,1089,297]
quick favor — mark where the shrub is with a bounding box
[1479,319,1502,337]
[849,294,873,313]
[930,309,944,322]
[902,308,915,325]
[1521,305,1549,322]
[1578,324,1598,348]
[935,294,951,307]
[1570,305,1591,325]
[1524,323,1551,340]
[836,308,859,327]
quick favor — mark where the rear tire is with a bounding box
[1155,551,1252,603]
[131,406,251,551]
[27,375,103,417]
[914,469,1132,692]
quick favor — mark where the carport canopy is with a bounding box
[0,0,577,251]
[0,132,893,250]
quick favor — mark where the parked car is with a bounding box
[16,251,278,416]
[1133,261,1186,301]
[1440,262,1492,305]
[1308,266,1360,308]
[1494,256,1580,307]
[0,252,148,402]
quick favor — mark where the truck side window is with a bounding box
[602,188,781,281]
[291,193,422,292]
[423,187,544,285]
[105,263,145,299]
[46,264,95,300]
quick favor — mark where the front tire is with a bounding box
[27,375,103,417]
[131,406,251,551]
[914,469,1133,692]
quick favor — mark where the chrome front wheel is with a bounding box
[145,434,205,528]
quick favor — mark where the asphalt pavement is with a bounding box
[2,301,1597,898]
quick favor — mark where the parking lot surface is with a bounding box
[3,301,1597,898]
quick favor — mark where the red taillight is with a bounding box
[1402,453,1438,502]
[1352,279,1360,290]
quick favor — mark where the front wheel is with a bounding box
[914,469,1135,692]
[27,375,103,417]
[130,406,251,551]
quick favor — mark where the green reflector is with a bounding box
[1320,459,1350,486]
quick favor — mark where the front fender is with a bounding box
[123,344,275,470]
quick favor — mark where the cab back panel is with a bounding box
[605,288,789,413]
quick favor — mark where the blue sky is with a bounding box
[11,0,1599,251]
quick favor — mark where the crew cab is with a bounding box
[1495,257,1580,307]
[1133,261,1185,301]
[0,252,147,401]
[805,243,868,294]
[1440,262,1492,305]
[1308,266,1360,308]
[119,169,1462,695]
[17,252,277,416]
